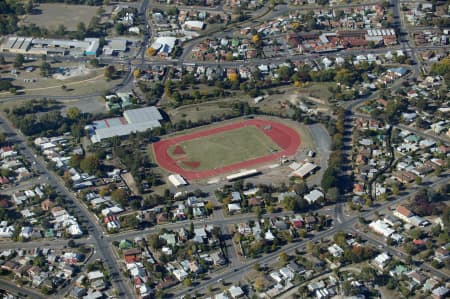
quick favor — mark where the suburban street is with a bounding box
[0,114,134,298]
[175,173,450,297]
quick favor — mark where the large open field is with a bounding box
[153,118,301,180]
[0,61,125,98]
[167,126,281,172]
[21,4,98,31]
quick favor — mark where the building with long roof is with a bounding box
[87,106,163,143]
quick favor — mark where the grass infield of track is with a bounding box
[168,125,281,171]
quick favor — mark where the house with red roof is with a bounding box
[394,205,414,222]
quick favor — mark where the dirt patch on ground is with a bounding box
[53,65,92,80]
[121,172,140,195]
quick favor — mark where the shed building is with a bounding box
[168,174,188,187]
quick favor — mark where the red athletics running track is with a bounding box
[153,119,301,181]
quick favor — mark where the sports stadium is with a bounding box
[152,118,302,181]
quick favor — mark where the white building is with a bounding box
[89,106,163,143]
[304,189,324,204]
[168,174,188,187]
[369,220,395,237]
[328,244,344,257]
[373,252,391,269]
[290,162,317,178]
[228,285,244,298]
[173,269,188,281]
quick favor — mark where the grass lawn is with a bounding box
[168,102,235,123]
[20,3,99,31]
[0,61,124,98]
[168,125,281,171]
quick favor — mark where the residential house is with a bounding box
[328,244,344,257]
[432,286,449,299]
[373,252,391,270]
[228,203,241,213]
[279,267,295,281]
[173,269,188,281]
[434,247,449,262]
[408,270,427,285]
[228,285,244,298]
[159,233,177,246]
[304,189,324,204]
[70,286,87,298]
[87,271,104,282]
[394,205,413,222]
[369,220,394,237]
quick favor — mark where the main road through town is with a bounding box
[0,114,135,298]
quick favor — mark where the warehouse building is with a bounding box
[183,20,205,31]
[103,39,128,55]
[87,106,163,143]
[1,36,100,56]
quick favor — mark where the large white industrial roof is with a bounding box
[123,106,163,124]
[108,39,127,51]
[93,121,161,141]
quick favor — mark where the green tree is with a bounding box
[253,262,261,272]
[415,176,422,185]
[282,196,297,211]
[183,278,192,287]
[205,201,215,214]
[321,167,338,192]
[326,187,340,203]
[430,58,450,77]
[277,65,293,81]
[0,80,12,91]
[334,68,357,86]
[66,107,81,120]
[279,252,289,265]
[111,189,127,205]
[360,266,377,281]
[55,24,66,37]
[293,182,307,194]
[148,234,163,249]
[80,156,99,174]
[77,22,86,34]
[13,54,24,67]
[89,58,100,67]
[40,285,52,295]
[253,276,265,292]
[25,0,33,14]
[104,65,116,80]
[68,239,76,248]
[40,61,51,77]
[115,23,126,35]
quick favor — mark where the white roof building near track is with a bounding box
[123,106,163,124]
[290,162,317,178]
[89,106,163,143]
[168,174,188,187]
[226,169,260,181]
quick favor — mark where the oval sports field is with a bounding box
[152,119,301,181]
